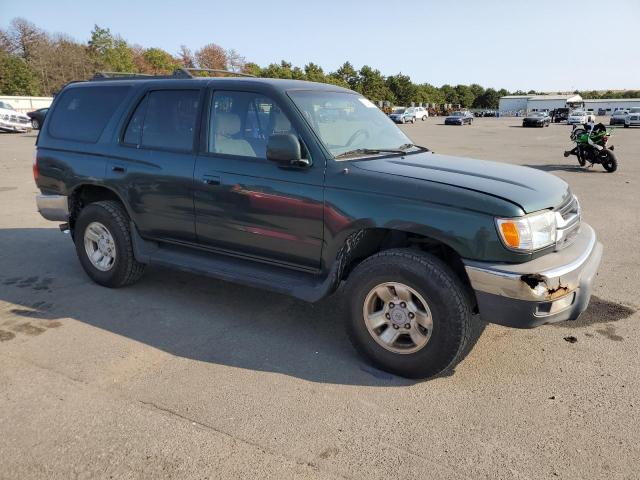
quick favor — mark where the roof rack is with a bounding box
[175,68,256,78]
[92,72,154,79]
[90,68,255,82]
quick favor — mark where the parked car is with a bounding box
[444,111,473,125]
[597,108,607,116]
[389,107,416,124]
[610,110,628,126]
[412,106,429,121]
[567,111,595,125]
[34,71,602,379]
[624,107,640,128]
[26,108,49,130]
[0,101,31,133]
[551,107,570,123]
[522,111,551,128]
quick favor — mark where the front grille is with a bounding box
[555,195,580,250]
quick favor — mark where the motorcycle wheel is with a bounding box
[577,156,586,166]
[601,149,618,173]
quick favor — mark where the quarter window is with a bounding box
[48,86,130,142]
[209,91,297,159]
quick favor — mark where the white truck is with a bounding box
[0,101,31,133]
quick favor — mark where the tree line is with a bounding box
[2,18,638,108]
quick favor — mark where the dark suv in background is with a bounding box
[34,70,602,378]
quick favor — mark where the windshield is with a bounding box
[629,108,640,113]
[393,108,406,114]
[288,91,413,157]
[571,112,585,116]
[614,111,626,116]
[451,111,464,116]
[0,102,16,110]
[529,112,543,117]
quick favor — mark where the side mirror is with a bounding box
[266,134,309,167]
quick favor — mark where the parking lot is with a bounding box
[1,117,639,479]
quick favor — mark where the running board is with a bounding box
[130,224,336,302]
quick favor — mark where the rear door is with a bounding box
[108,87,203,243]
[193,88,325,270]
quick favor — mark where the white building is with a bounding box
[526,94,583,112]
[499,94,583,115]
[583,98,640,113]
[497,95,530,114]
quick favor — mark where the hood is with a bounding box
[0,108,29,119]
[352,151,570,214]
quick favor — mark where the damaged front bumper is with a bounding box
[464,223,603,328]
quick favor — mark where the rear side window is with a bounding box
[48,86,130,142]
[138,90,200,151]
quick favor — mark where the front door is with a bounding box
[193,89,324,270]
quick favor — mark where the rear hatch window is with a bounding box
[48,85,130,142]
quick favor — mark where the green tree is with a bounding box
[0,52,40,95]
[88,25,135,72]
[303,62,325,83]
[332,61,359,90]
[358,65,394,103]
[386,73,418,105]
[440,84,458,105]
[454,84,474,107]
[142,48,178,74]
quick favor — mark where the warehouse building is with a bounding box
[583,98,640,113]
[497,95,530,114]
[499,94,583,115]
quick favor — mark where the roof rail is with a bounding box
[89,68,256,82]
[175,68,256,78]
[92,72,154,80]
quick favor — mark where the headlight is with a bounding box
[496,210,556,251]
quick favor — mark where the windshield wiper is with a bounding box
[334,148,405,159]
[398,143,430,152]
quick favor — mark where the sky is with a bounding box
[2,0,639,92]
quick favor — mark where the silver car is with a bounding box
[624,107,640,128]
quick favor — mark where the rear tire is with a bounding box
[74,200,145,288]
[344,249,473,379]
[601,149,618,172]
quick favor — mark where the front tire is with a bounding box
[74,200,145,288]
[344,249,473,379]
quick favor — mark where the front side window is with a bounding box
[208,91,297,159]
[288,90,412,158]
[136,90,200,151]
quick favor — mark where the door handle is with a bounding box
[112,165,127,174]
[202,175,220,186]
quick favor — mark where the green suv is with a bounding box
[34,70,602,378]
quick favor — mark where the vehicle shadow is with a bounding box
[0,227,486,386]
[522,163,606,173]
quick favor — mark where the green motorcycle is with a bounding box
[564,122,617,172]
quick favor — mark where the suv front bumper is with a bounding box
[463,223,603,328]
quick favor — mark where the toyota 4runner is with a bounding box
[34,69,603,378]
